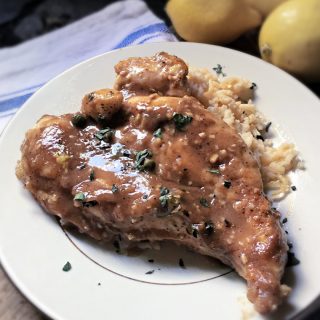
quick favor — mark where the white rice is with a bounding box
[188,68,300,199]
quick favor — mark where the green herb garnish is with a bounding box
[122,149,131,157]
[79,163,86,170]
[187,224,199,238]
[89,169,95,181]
[153,128,162,138]
[158,187,180,217]
[111,184,119,193]
[94,128,114,142]
[88,92,95,101]
[159,187,170,208]
[172,113,193,131]
[74,192,85,201]
[256,135,264,141]
[265,122,272,132]
[204,222,214,236]
[199,198,210,208]
[250,82,257,90]
[135,149,155,171]
[71,113,87,128]
[62,261,72,272]
[208,169,220,175]
[223,180,231,189]
[213,64,226,77]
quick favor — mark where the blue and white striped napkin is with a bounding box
[0,0,176,132]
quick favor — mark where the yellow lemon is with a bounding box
[245,0,288,17]
[259,0,320,82]
[166,0,262,44]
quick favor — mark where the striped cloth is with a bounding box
[0,0,176,132]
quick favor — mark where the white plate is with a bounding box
[0,42,319,320]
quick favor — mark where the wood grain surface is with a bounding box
[0,266,45,320]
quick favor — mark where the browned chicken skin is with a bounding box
[16,52,289,314]
[81,89,123,123]
[114,51,190,97]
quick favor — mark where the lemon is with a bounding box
[259,0,320,82]
[166,0,262,44]
[245,0,288,17]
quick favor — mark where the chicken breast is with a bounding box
[114,51,190,97]
[16,52,289,314]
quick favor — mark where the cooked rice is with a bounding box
[188,67,300,200]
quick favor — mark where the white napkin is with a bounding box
[0,0,176,132]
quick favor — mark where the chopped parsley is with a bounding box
[74,192,85,201]
[256,135,265,141]
[62,261,72,272]
[223,180,232,189]
[71,113,87,128]
[122,149,131,157]
[88,92,95,101]
[89,169,95,181]
[159,187,170,208]
[208,169,220,175]
[213,64,226,77]
[265,122,272,132]
[172,113,193,131]
[250,82,257,90]
[199,198,210,208]
[153,128,162,138]
[158,187,180,216]
[187,222,214,237]
[94,128,114,142]
[135,149,155,171]
[74,192,96,207]
[187,224,199,238]
[111,184,119,193]
[204,222,214,236]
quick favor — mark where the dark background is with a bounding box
[0,0,319,95]
[0,0,168,47]
[0,1,319,319]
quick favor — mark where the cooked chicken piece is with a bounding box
[114,52,190,97]
[17,92,288,314]
[81,89,123,123]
